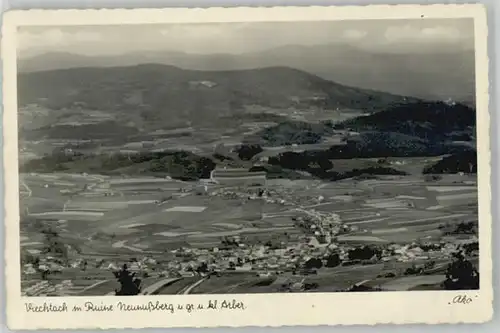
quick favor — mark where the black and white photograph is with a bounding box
[15,17,483,296]
[2,5,492,329]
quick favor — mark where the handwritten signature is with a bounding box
[449,294,478,305]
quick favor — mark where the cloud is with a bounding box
[18,29,102,50]
[342,29,367,39]
[18,19,473,56]
[384,25,463,43]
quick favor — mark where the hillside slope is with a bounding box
[18,64,416,123]
[335,101,476,141]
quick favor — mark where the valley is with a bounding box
[17,64,479,296]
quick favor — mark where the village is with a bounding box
[20,167,479,296]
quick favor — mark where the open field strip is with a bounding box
[371,227,409,235]
[330,195,353,201]
[389,213,468,226]
[365,198,402,203]
[21,241,43,246]
[330,207,378,213]
[51,181,79,187]
[141,278,182,295]
[381,183,427,187]
[109,178,179,185]
[207,279,258,294]
[155,231,202,237]
[342,214,380,222]
[28,210,100,217]
[32,174,59,180]
[436,193,477,201]
[336,235,388,243]
[396,195,426,200]
[102,208,177,231]
[380,275,445,291]
[154,277,199,295]
[65,202,128,210]
[426,186,477,192]
[29,211,104,219]
[262,212,296,219]
[109,186,183,192]
[427,205,445,210]
[344,218,389,226]
[364,201,410,209]
[65,200,158,211]
[164,206,207,213]
[187,226,295,238]
[212,223,242,229]
[119,223,146,229]
[361,178,425,184]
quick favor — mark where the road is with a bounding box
[141,278,182,295]
[178,277,208,295]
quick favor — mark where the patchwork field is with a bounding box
[20,171,478,295]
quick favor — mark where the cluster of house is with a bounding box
[21,230,478,296]
[22,255,66,276]
[105,239,343,278]
[207,185,325,210]
[291,209,354,243]
[96,235,478,281]
[22,279,74,297]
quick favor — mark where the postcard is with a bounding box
[2,4,492,330]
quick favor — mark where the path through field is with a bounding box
[141,278,182,295]
[179,277,208,295]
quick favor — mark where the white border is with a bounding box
[1,5,493,330]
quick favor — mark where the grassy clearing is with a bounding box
[304,265,385,291]
[380,275,445,291]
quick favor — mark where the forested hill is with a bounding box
[335,101,476,141]
[18,64,417,122]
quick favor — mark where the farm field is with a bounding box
[20,171,479,295]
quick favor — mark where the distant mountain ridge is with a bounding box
[18,43,475,104]
[18,64,416,126]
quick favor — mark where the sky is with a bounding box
[17,18,474,58]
